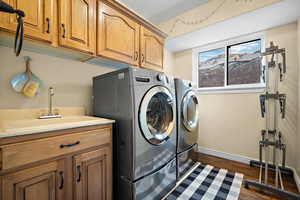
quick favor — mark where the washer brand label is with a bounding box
[118,73,125,80]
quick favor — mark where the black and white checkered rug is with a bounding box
[167,163,244,200]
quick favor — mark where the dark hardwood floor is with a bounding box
[193,152,299,200]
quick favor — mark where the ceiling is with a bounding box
[166,0,300,52]
[116,0,209,24]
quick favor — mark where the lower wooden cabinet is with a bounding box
[0,125,113,200]
[1,160,65,200]
[74,147,112,200]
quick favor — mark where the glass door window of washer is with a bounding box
[139,86,176,145]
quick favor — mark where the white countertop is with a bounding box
[0,116,115,138]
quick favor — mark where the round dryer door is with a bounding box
[181,90,199,132]
[139,86,176,145]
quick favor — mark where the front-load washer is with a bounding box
[175,78,199,180]
[93,67,177,200]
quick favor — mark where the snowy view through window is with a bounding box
[198,40,262,88]
[228,40,261,85]
[198,48,225,88]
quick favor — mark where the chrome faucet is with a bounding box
[49,87,54,116]
[39,87,62,119]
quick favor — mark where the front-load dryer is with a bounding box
[93,68,177,200]
[175,78,199,181]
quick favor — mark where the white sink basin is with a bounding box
[3,116,94,129]
[0,116,114,138]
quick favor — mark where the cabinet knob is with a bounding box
[134,51,138,61]
[77,165,82,182]
[141,54,145,63]
[60,141,80,148]
[61,24,66,38]
[46,18,50,34]
[59,171,64,189]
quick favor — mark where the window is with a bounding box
[193,33,265,93]
[227,40,262,85]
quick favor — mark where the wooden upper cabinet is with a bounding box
[1,160,65,200]
[0,0,167,70]
[140,27,164,71]
[0,0,56,44]
[73,147,112,200]
[59,0,96,54]
[97,1,140,65]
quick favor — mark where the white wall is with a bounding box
[0,45,174,115]
[266,22,299,170]
[173,49,193,80]
[297,17,300,176]
[197,93,264,160]
[0,46,113,114]
[172,23,299,168]
[163,48,175,76]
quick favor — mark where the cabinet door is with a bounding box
[140,27,164,71]
[1,160,65,200]
[97,1,140,65]
[74,147,112,200]
[59,0,96,54]
[0,0,56,44]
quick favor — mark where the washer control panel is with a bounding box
[157,73,169,84]
[157,74,164,81]
[132,68,174,89]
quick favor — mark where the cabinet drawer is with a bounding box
[0,128,111,170]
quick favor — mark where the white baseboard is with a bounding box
[197,147,252,164]
[197,146,300,193]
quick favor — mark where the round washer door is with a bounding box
[181,90,199,132]
[139,86,176,145]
